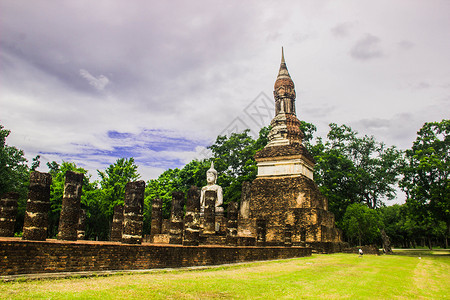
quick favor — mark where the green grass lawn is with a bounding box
[1,250,449,299]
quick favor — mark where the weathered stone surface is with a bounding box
[77,209,87,240]
[22,171,52,241]
[161,219,170,234]
[122,180,145,244]
[110,204,124,242]
[247,175,342,246]
[226,202,238,237]
[284,224,293,246]
[0,239,312,276]
[150,198,163,235]
[381,229,393,254]
[58,171,84,241]
[183,186,200,246]
[239,182,251,219]
[237,182,255,237]
[202,190,216,234]
[169,191,184,244]
[0,192,19,237]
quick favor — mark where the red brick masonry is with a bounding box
[0,237,311,276]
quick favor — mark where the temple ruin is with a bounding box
[0,50,347,277]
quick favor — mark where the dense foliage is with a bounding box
[400,120,449,248]
[306,123,403,224]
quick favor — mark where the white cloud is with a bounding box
[79,69,110,91]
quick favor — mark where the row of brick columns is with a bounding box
[1,171,239,246]
[0,171,146,245]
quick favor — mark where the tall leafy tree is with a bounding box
[310,124,402,224]
[342,203,383,246]
[400,119,449,248]
[0,124,29,197]
[98,158,140,219]
[0,124,41,234]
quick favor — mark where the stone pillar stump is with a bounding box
[150,198,163,235]
[58,171,84,241]
[0,192,19,237]
[77,208,87,240]
[169,191,184,244]
[122,180,145,244]
[226,202,238,237]
[183,186,200,246]
[110,204,124,242]
[22,171,52,241]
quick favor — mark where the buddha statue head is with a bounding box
[206,162,217,185]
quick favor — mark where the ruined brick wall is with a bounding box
[0,238,312,276]
[248,175,342,245]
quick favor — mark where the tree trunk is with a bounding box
[427,236,432,250]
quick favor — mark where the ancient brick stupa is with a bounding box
[238,48,343,249]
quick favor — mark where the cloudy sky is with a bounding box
[1,1,449,192]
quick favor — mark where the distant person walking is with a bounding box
[358,248,363,257]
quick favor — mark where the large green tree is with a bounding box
[0,124,42,234]
[342,203,383,246]
[0,125,29,197]
[310,123,402,224]
[400,119,449,248]
[98,158,140,219]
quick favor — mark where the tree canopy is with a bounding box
[308,123,403,225]
[400,119,449,248]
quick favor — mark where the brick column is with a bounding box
[226,202,238,237]
[110,204,124,242]
[22,171,52,241]
[150,198,163,235]
[58,171,84,241]
[169,191,184,244]
[183,186,200,246]
[122,180,145,244]
[0,192,19,237]
[203,190,216,234]
[77,208,87,240]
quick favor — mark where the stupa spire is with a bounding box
[276,47,291,80]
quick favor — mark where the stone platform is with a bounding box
[0,237,311,276]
